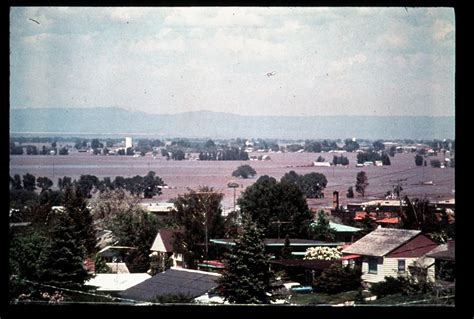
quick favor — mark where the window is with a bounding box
[398,259,406,273]
[368,258,378,274]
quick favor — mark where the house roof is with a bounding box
[106,262,130,274]
[426,243,455,261]
[376,217,400,224]
[330,221,361,232]
[210,238,342,247]
[86,273,151,291]
[310,221,361,233]
[150,228,175,252]
[119,267,220,302]
[341,228,421,257]
[271,259,339,270]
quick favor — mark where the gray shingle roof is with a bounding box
[342,227,421,257]
[119,268,220,302]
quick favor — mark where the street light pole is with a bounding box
[227,182,239,213]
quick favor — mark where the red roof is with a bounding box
[376,217,399,224]
[354,212,376,220]
[340,254,361,260]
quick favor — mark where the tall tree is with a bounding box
[58,176,72,191]
[12,174,23,190]
[310,210,337,241]
[39,209,91,290]
[346,186,354,198]
[280,234,293,259]
[238,176,313,238]
[37,176,53,193]
[381,152,391,165]
[355,171,369,197]
[373,140,385,151]
[143,171,165,198]
[172,186,226,266]
[281,171,327,199]
[75,175,99,198]
[63,187,97,256]
[22,173,36,192]
[218,217,274,304]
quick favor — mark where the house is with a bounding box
[270,259,340,285]
[119,267,220,302]
[141,202,175,215]
[309,220,361,242]
[85,273,151,294]
[426,240,455,285]
[150,228,184,268]
[313,161,331,167]
[342,227,438,285]
[210,238,343,258]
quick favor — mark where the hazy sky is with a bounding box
[10,7,455,117]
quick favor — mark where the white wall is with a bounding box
[360,256,420,283]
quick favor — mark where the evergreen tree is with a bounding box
[64,187,97,255]
[40,210,91,290]
[280,234,293,259]
[218,217,274,304]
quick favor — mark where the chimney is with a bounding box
[333,191,339,210]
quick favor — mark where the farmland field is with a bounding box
[9,151,455,210]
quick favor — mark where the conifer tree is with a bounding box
[40,210,90,290]
[280,234,293,259]
[64,187,97,255]
[218,217,274,304]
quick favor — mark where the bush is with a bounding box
[304,246,341,260]
[370,276,407,298]
[370,276,433,298]
[232,165,257,179]
[313,264,362,294]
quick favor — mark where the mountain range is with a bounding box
[10,107,455,140]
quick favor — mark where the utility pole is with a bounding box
[390,178,407,222]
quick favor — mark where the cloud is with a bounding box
[164,7,264,27]
[329,54,367,74]
[212,29,289,60]
[109,7,150,21]
[22,32,51,45]
[432,19,454,42]
[130,36,185,53]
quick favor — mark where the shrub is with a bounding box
[304,246,341,261]
[313,264,362,294]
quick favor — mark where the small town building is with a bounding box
[342,227,438,285]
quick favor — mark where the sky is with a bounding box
[10,7,455,117]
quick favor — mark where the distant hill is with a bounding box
[9,107,455,140]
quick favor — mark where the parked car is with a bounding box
[290,285,313,294]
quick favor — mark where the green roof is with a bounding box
[310,221,361,233]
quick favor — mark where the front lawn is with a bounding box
[289,290,370,305]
